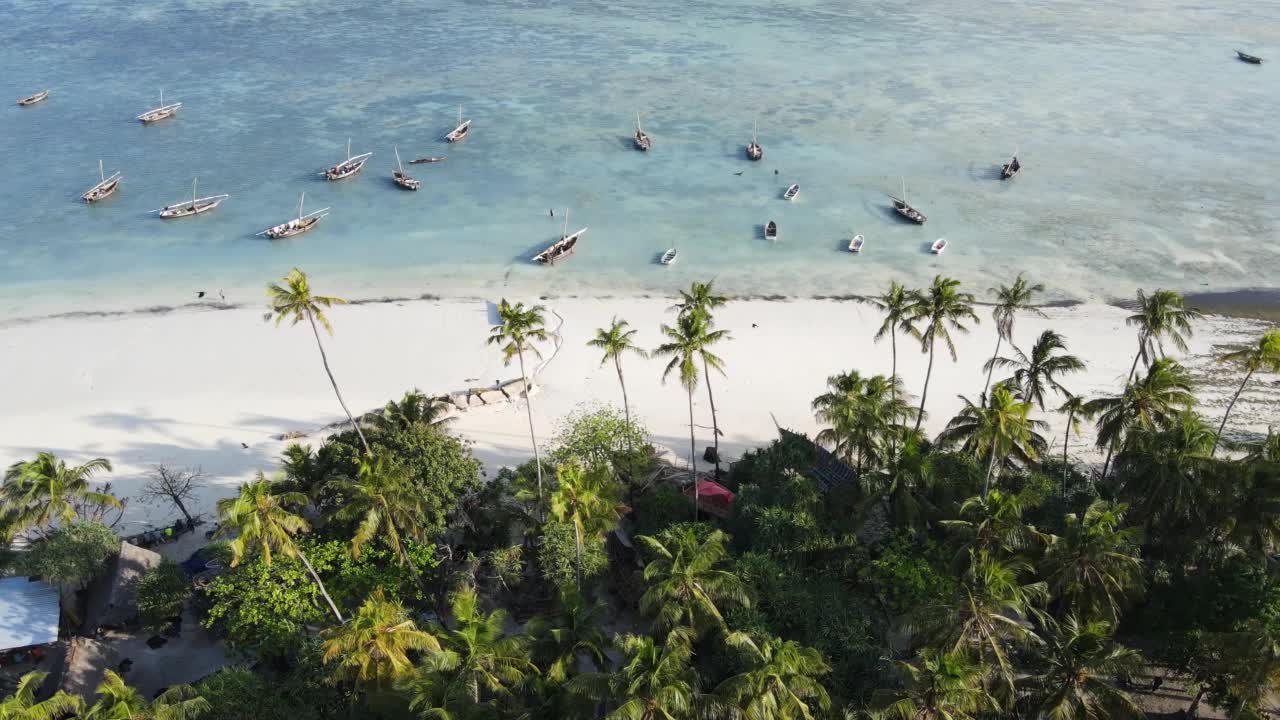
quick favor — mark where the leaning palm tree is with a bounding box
[1017,615,1142,720]
[1056,394,1089,497]
[549,462,626,589]
[908,276,979,433]
[716,632,832,720]
[1040,500,1144,623]
[0,671,82,720]
[1213,328,1280,455]
[326,453,429,590]
[1,452,117,534]
[636,525,750,638]
[871,650,997,720]
[982,274,1045,398]
[588,317,649,437]
[265,268,369,454]
[672,283,733,474]
[86,670,209,720]
[527,587,610,682]
[488,299,550,510]
[1087,358,1196,480]
[1124,288,1202,381]
[214,473,343,622]
[935,384,1046,499]
[985,330,1086,410]
[654,312,708,515]
[321,589,440,691]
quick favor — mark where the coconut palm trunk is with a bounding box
[1186,684,1209,720]
[1213,367,1255,456]
[308,312,370,455]
[702,355,721,475]
[983,444,999,500]
[517,345,544,515]
[914,335,937,433]
[687,386,699,520]
[295,546,343,622]
[1062,409,1074,497]
[983,334,1003,399]
[573,521,584,589]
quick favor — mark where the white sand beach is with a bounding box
[0,296,1273,530]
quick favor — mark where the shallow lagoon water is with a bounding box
[1,0,1277,317]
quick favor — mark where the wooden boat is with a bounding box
[930,238,947,254]
[82,160,122,203]
[534,211,587,265]
[1001,147,1021,180]
[392,147,420,191]
[258,193,330,240]
[633,113,652,151]
[890,178,927,224]
[445,105,471,143]
[136,90,181,123]
[783,183,800,201]
[155,178,228,218]
[409,156,446,164]
[1236,50,1263,64]
[746,118,762,161]
[323,139,372,181]
[660,246,678,265]
[848,234,865,253]
[17,90,49,106]
[764,220,778,241]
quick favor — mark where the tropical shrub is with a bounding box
[136,560,191,633]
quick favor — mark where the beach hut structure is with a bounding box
[81,541,162,633]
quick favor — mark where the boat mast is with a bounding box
[562,209,569,239]
[298,192,305,220]
[192,177,198,206]
[636,112,642,133]
[458,105,463,125]
[98,159,104,182]
[395,145,404,173]
[901,177,907,204]
[346,138,351,162]
[752,116,757,144]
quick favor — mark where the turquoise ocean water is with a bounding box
[1,0,1277,318]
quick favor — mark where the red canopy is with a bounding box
[684,479,735,518]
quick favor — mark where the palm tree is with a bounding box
[1,452,117,534]
[1124,288,1202,382]
[915,550,1048,698]
[982,274,1045,399]
[548,462,626,588]
[214,473,343,622]
[1056,394,1089,497]
[672,283,733,475]
[813,371,916,475]
[527,587,609,682]
[1087,358,1196,480]
[655,312,708,516]
[939,490,1037,563]
[574,630,706,720]
[859,280,918,391]
[716,632,832,720]
[985,330,1086,410]
[588,317,649,480]
[1040,500,1144,622]
[86,670,209,720]
[403,588,533,709]
[489,299,551,512]
[265,268,370,454]
[935,384,1046,499]
[1113,411,1218,536]
[322,589,440,691]
[870,650,997,720]
[1213,329,1280,455]
[1216,616,1280,719]
[1018,615,1142,720]
[0,671,82,720]
[636,525,750,638]
[908,276,979,433]
[374,389,453,432]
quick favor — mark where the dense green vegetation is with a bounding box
[3,270,1280,719]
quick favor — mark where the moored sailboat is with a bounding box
[890,178,926,224]
[633,113,652,151]
[136,90,182,123]
[17,90,49,107]
[746,117,762,161]
[1236,50,1263,64]
[534,210,588,265]
[445,105,471,143]
[392,147,420,191]
[323,139,372,181]
[1001,147,1021,180]
[154,178,229,218]
[258,193,330,240]
[82,160,122,203]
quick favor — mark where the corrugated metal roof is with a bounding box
[0,576,60,651]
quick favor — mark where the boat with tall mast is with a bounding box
[17,90,49,107]
[136,90,181,123]
[82,160,122,203]
[890,178,927,224]
[323,139,372,181]
[155,178,229,218]
[746,117,762,161]
[1000,146,1021,180]
[534,210,588,265]
[258,193,330,239]
[633,113,652,151]
[392,147,420,191]
[445,105,471,142]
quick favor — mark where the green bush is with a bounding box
[137,561,190,633]
[17,521,119,587]
[536,521,607,590]
[631,483,688,537]
[550,404,653,477]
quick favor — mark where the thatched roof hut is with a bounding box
[82,541,162,633]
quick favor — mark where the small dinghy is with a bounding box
[534,210,587,265]
[323,139,372,181]
[660,247,678,265]
[891,178,927,224]
[633,112,652,151]
[82,160,122,203]
[391,147,420,191]
[17,90,49,106]
[409,156,446,164]
[155,178,228,218]
[1236,50,1263,64]
[445,105,471,143]
[258,193,330,240]
[136,90,181,123]
[783,183,800,201]
[1001,147,1021,180]
[764,220,778,241]
[848,234,865,253]
[746,117,762,161]
[930,237,947,254]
